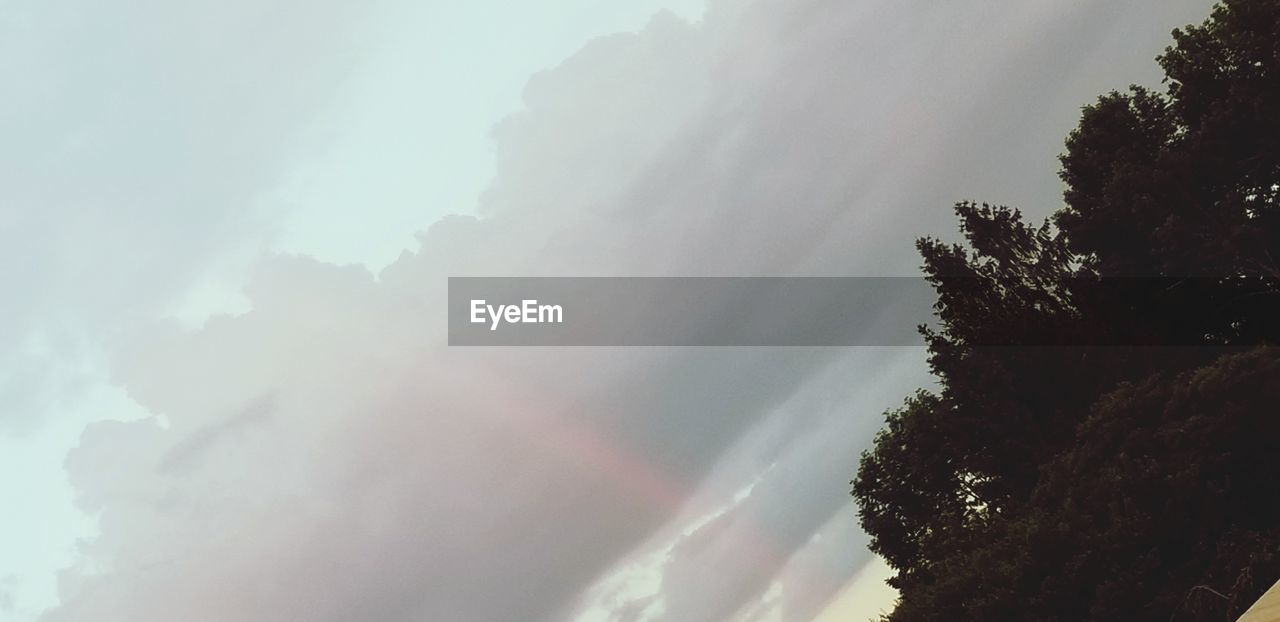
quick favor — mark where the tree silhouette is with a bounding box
[853,1,1280,619]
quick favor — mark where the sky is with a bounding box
[0,0,1216,620]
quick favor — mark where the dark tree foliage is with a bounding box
[853,1,1280,619]
[874,348,1280,622]
[1057,0,1280,342]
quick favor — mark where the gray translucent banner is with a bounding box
[448,277,935,346]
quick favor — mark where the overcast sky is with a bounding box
[1,0,1215,620]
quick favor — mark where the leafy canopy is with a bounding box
[853,1,1280,619]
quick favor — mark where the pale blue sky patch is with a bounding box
[0,2,704,619]
[269,0,706,270]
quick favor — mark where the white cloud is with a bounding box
[34,0,1220,621]
[1,1,704,616]
[0,0,382,432]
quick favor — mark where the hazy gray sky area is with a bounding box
[1,0,1215,620]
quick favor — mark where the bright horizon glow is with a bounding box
[812,557,898,622]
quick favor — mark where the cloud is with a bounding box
[0,0,381,432]
[568,349,923,622]
[44,0,1217,621]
